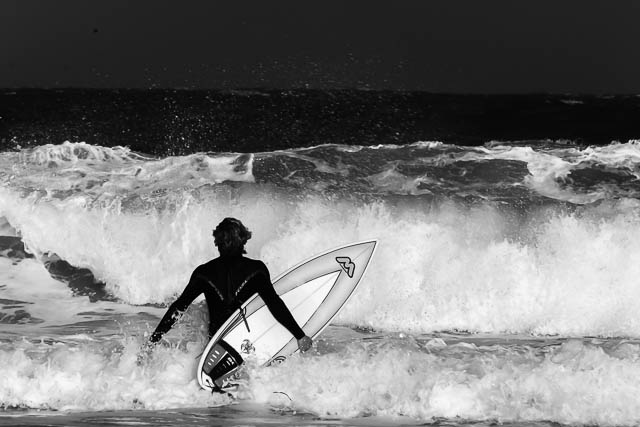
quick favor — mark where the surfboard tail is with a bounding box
[201,340,243,389]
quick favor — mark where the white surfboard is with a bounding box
[197,240,377,391]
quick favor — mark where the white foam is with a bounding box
[244,339,640,425]
[2,141,254,199]
[4,141,640,422]
[3,142,640,336]
[4,330,640,425]
[460,141,640,203]
[4,181,640,336]
[0,338,227,411]
[0,216,17,236]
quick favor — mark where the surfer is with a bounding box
[138,217,313,363]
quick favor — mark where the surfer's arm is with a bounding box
[256,266,306,341]
[148,272,203,344]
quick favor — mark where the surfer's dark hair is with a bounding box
[213,217,252,256]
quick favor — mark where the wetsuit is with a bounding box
[149,254,305,344]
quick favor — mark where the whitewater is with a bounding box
[2,140,640,426]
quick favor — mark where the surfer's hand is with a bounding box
[297,335,313,353]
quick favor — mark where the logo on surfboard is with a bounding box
[336,257,355,278]
[240,339,255,354]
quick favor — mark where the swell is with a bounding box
[3,142,640,336]
[5,141,640,205]
[3,182,640,336]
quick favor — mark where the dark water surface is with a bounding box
[3,89,640,154]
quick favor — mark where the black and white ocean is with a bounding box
[2,90,640,426]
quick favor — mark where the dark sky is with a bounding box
[2,1,640,93]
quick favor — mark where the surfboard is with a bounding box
[196,240,377,391]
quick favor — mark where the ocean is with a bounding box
[2,89,640,426]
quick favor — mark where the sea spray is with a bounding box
[3,142,640,334]
[0,336,228,411]
[246,337,640,425]
[4,140,640,424]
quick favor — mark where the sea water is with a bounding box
[3,93,640,425]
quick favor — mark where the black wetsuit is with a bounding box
[149,255,305,344]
